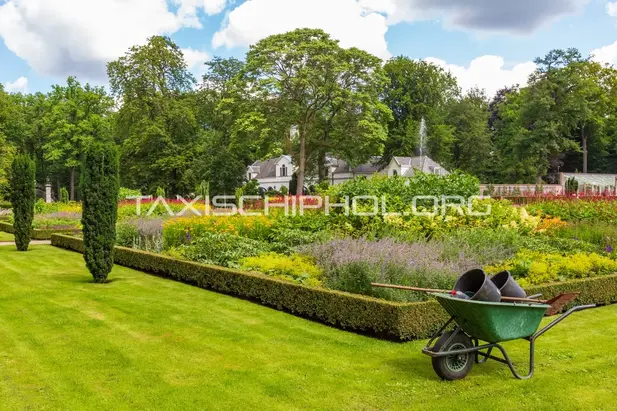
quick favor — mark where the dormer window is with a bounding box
[280,165,288,177]
[393,170,398,176]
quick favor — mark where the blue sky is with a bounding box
[1,0,616,97]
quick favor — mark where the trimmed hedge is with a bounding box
[0,222,80,241]
[51,234,617,340]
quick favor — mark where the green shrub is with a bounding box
[327,172,480,214]
[60,187,69,203]
[116,218,163,252]
[242,179,260,196]
[176,232,270,268]
[9,155,36,251]
[156,186,165,198]
[302,238,468,303]
[438,227,602,265]
[527,199,617,223]
[119,187,142,200]
[240,252,321,286]
[565,177,579,194]
[268,227,327,254]
[81,142,120,283]
[486,250,617,287]
[550,222,617,251]
[0,200,12,210]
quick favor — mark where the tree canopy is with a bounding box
[3,36,617,201]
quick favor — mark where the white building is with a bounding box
[247,155,448,191]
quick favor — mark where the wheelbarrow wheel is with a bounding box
[431,331,475,381]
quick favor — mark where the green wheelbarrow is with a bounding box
[423,293,596,380]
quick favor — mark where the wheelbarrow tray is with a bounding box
[435,294,550,342]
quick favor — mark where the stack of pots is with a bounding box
[454,269,526,302]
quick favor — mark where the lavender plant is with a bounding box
[301,238,478,302]
[117,218,164,252]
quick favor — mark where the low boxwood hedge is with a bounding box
[0,222,80,241]
[51,234,617,340]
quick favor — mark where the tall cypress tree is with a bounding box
[81,142,120,283]
[10,155,36,251]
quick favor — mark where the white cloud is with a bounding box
[607,1,617,17]
[425,56,536,97]
[4,76,28,93]
[175,0,228,26]
[0,0,221,79]
[591,41,617,66]
[213,0,391,59]
[182,48,209,70]
[385,0,589,33]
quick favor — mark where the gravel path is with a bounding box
[0,241,51,247]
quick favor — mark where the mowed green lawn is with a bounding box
[1,246,616,410]
[0,231,14,242]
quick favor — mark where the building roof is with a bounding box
[331,157,382,174]
[562,173,617,188]
[400,156,448,176]
[250,155,292,179]
[249,154,448,180]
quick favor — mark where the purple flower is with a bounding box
[606,245,614,253]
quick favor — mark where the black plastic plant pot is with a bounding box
[454,269,501,302]
[490,271,527,299]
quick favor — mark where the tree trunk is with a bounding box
[70,168,76,201]
[582,127,588,174]
[317,150,327,183]
[296,135,306,196]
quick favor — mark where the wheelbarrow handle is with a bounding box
[532,304,597,341]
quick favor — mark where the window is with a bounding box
[280,165,288,177]
[434,167,441,175]
[392,170,398,176]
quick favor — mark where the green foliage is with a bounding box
[0,222,79,240]
[486,249,617,287]
[446,88,494,179]
[108,36,200,196]
[119,187,142,200]
[242,179,260,196]
[382,57,458,164]
[327,172,480,213]
[551,222,617,250]
[155,187,165,198]
[565,177,579,194]
[60,187,69,203]
[116,218,163,252]
[527,199,617,223]
[175,232,270,268]
[9,154,36,251]
[43,77,114,201]
[162,215,274,249]
[81,142,120,283]
[241,28,390,194]
[268,227,328,254]
[240,252,322,286]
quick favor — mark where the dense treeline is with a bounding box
[2,30,617,199]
